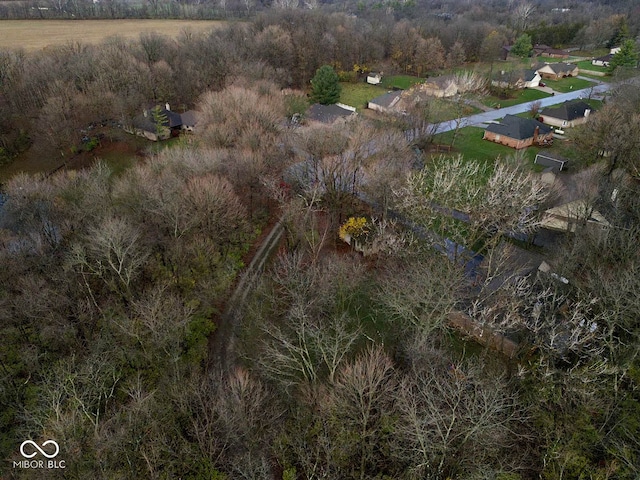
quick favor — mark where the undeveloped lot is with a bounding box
[0,19,227,51]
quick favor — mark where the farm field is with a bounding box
[0,19,227,51]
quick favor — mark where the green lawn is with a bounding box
[381,75,423,90]
[433,127,515,163]
[541,77,595,93]
[576,60,608,73]
[339,82,386,110]
[481,88,550,109]
[432,126,549,169]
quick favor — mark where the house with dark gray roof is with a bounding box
[534,62,579,80]
[306,103,356,124]
[127,104,183,141]
[539,100,592,128]
[592,54,613,67]
[492,69,541,89]
[367,91,403,113]
[180,110,199,132]
[483,114,554,149]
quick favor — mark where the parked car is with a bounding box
[539,82,547,87]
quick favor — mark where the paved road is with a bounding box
[431,82,611,134]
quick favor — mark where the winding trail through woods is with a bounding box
[209,219,285,372]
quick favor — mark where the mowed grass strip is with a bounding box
[0,19,226,51]
[540,77,595,93]
[382,75,423,90]
[482,88,550,109]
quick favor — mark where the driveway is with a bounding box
[431,82,611,134]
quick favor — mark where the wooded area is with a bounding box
[1,1,640,479]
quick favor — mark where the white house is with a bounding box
[367,72,382,85]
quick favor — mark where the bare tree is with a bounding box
[397,155,550,254]
[67,216,148,298]
[395,348,523,478]
[248,253,365,389]
[512,2,535,32]
[326,346,398,479]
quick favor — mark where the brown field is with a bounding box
[0,19,228,51]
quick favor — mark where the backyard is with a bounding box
[381,75,423,90]
[339,82,387,110]
[432,126,550,170]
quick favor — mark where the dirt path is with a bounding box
[209,218,285,372]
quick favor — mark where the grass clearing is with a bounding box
[339,82,387,110]
[382,75,423,90]
[481,88,550,109]
[0,19,227,51]
[541,77,595,93]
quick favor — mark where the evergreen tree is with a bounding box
[310,65,341,105]
[608,39,639,74]
[510,33,532,59]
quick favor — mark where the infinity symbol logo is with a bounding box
[19,440,60,459]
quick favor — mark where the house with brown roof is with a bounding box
[533,44,570,58]
[418,75,458,98]
[534,62,579,80]
[483,115,554,149]
[539,100,592,128]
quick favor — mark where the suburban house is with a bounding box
[539,100,592,128]
[540,199,611,233]
[491,69,541,89]
[533,44,570,58]
[534,62,579,80]
[366,72,383,85]
[127,104,183,141]
[367,90,403,113]
[419,75,459,97]
[180,110,199,132]
[306,103,357,124]
[483,115,554,149]
[592,53,613,67]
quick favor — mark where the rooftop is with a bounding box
[485,114,553,141]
